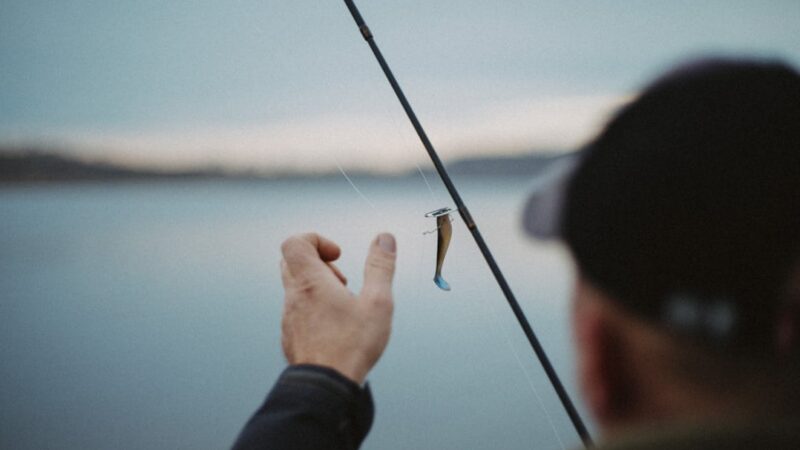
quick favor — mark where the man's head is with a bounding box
[526,58,800,433]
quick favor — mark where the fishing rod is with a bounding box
[342,1,593,447]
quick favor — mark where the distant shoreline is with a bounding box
[0,148,571,185]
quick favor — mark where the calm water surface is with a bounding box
[0,177,592,450]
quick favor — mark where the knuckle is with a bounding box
[281,236,301,255]
[365,290,394,311]
[300,232,320,242]
[291,274,320,297]
[367,255,395,272]
[282,233,321,260]
[369,301,393,319]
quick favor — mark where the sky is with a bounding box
[1,1,799,173]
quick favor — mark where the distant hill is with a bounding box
[0,151,243,183]
[438,152,569,178]
[0,148,570,184]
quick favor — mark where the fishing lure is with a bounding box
[424,207,454,291]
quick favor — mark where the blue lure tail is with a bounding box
[434,274,451,291]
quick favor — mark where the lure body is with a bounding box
[425,207,454,291]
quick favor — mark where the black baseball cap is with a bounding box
[523,57,800,355]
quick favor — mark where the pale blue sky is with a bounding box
[1,1,799,171]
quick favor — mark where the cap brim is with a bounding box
[521,151,582,240]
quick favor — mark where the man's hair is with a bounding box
[561,58,800,358]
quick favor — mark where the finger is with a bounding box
[300,232,342,262]
[360,233,397,302]
[281,233,341,282]
[284,255,347,287]
[327,262,348,286]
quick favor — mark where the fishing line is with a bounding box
[330,88,443,224]
[329,57,435,218]
[387,95,442,207]
[486,297,568,450]
[333,155,380,213]
[413,160,438,203]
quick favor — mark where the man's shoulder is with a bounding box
[596,418,800,450]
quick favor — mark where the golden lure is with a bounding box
[425,207,454,291]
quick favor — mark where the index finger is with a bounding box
[281,233,342,279]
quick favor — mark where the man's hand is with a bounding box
[279,232,397,384]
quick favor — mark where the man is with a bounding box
[232,58,800,449]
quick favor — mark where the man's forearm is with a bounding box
[232,365,374,450]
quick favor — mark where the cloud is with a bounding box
[0,93,628,174]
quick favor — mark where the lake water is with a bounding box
[0,176,593,450]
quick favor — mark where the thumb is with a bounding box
[361,233,397,300]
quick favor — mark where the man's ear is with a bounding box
[573,277,635,430]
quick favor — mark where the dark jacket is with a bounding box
[232,365,373,450]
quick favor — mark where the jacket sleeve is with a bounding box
[231,364,375,450]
